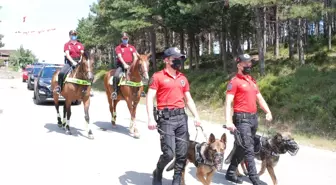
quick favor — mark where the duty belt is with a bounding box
[157,108,185,117]
[233,112,257,119]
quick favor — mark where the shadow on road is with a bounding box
[35,101,81,107]
[93,121,132,137]
[188,167,268,185]
[119,171,170,185]
[44,123,87,138]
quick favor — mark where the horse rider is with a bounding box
[224,54,273,185]
[146,47,202,185]
[55,30,84,93]
[111,32,138,100]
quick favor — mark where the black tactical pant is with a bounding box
[227,112,261,185]
[113,63,127,92]
[155,110,189,176]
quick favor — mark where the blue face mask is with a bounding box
[122,39,128,45]
[71,35,77,41]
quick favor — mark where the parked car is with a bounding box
[27,66,43,90]
[22,65,33,82]
[33,64,80,105]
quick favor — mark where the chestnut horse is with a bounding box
[103,52,150,138]
[51,51,95,139]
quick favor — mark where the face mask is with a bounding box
[122,39,128,45]
[171,59,182,70]
[242,66,252,75]
[71,35,77,41]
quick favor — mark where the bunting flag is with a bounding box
[15,28,56,35]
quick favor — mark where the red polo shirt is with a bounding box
[226,74,260,113]
[115,44,136,64]
[64,41,84,58]
[149,69,190,110]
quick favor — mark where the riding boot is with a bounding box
[56,74,62,93]
[225,165,243,184]
[172,174,182,185]
[111,77,118,100]
[152,168,163,185]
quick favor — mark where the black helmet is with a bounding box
[69,30,77,35]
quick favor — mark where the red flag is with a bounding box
[23,16,26,23]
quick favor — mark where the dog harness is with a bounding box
[194,142,215,167]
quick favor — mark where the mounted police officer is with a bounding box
[55,30,84,93]
[146,47,202,185]
[224,54,273,185]
[111,32,138,100]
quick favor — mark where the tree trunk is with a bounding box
[263,7,267,58]
[164,27,169,48]
[188,32,193,70]
[288,19,294,59]
[297,18,305,64]
[179,31,185,70]
[255,7,265,75]
[221,10,228,72]
[149,27,157,71]
[274,5,279,58]
[194,34,200,69]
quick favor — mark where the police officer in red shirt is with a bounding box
[146,47,201,185]
[55,30,84,93]
[111,32,138,99]
[224,54,273,185]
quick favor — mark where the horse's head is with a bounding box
[133,52,151,84]
[78,51,95,82]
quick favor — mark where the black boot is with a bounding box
[111,77,118,100]
[250,175,262,185]
[172,174,182,185]
[225,165,243,184]
[152,168,163,185]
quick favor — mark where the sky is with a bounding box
[0,0,96,63]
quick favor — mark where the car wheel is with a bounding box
[33,90,43,105]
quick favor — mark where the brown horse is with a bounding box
[51,51,95,139]
[103,52,150,138]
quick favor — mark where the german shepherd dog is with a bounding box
[166,133,227,185]
[224,132,299,185]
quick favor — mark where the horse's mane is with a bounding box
[82,51,91,60]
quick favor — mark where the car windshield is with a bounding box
[33,67,42,75]
[41,67,59,78]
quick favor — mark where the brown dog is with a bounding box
[166,133,227,185]
[224,132,299,185]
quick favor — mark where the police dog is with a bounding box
[224,132,299,185]
[166,133,227,185]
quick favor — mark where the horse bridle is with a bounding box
[136,58,148,80]
[74,56,93,81]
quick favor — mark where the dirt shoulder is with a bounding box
[0,67,21,79]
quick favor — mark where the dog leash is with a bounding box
[195,125,208,141]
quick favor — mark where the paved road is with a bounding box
[0,78,335,185]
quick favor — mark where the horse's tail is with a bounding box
[166,158,176,172]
